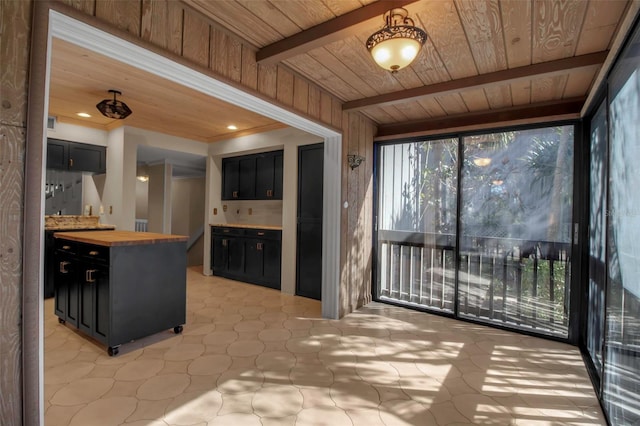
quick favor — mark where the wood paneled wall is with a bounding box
[0,1,376,421]
[0,0,32,424]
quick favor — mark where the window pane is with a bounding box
[459,127,574,336]
[603,24,640,423]
[376,139,458,312]
[587,100,607,380]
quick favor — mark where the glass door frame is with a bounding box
[372,119,585,344]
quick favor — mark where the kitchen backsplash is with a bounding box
[220,200,282,227]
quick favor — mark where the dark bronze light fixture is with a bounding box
[366,8,427,73]
[96,89,132,119]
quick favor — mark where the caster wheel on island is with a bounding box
[58,318,65,324]
[173,325,183,334]
[108,346,120,357]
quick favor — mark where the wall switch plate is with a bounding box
[213,208,217,215]
[248,208,252,215]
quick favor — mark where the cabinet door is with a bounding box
[263,240,281,289]
[273,152,283,200]
[78,264,94,336]
[92,264,110,345]
[47,139,68,170]
[54,251,74,322]
[245,239,264,280]
[69,143,106,173]
[222,158,240,200]
[227,237,245,274]
[238,157,256,199]
[212,236,229,273]
[255,154,275,199]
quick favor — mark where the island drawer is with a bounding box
[55,239,77,254]
[78,243,109,264]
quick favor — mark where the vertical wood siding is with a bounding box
[0,0,32,423]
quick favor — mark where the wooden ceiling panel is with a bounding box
[391,100,431,121]
[284,54,363,100]
[455,0,508,73]
[49,38,278,143]
[379,105,412,122]
[184,0,283,46]
[500,0,532,68]
[269,0,336,29]
[435,93,470,115]
[576,0,629,55]
[415,0,477,80]
[484,85,513,109]
[563,67,598,98]
[406,40,453,87]
[321,0,372,16]
[531,75,568,103]
[510,80,532,106]
[460,88,491,112]
[416,98,446,118]
[236,0,301,36]
[532,0,589,63]
[306,47,379,97]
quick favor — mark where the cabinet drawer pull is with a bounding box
[89,250,99,256]
[62,245,71,250]
[257,232,265,236]
[59,261,70,274]
[257,242,263,251]
[267,189,272,197]
[232,191,238,198]
[222,239,227,247]
[69,158,74,168]
[223,229,230,233]
[86,269,97,283]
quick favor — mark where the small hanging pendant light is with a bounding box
[96,89,132,119]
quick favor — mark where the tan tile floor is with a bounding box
[45,267,606,425]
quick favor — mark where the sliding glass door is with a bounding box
[375,125,574,337]
[377,138,458,312]
[459,127,573,336]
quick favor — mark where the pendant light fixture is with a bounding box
[96,89,132,119]
[366,8,427,73]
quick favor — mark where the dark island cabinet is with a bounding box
[222,150,283,200]
[54,236,186,356]
[47,138,106,173]
[211,226,281,289]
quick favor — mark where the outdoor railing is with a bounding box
[377,230,571,336]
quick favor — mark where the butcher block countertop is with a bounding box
[210,223,282,231]
[54,230,188,247]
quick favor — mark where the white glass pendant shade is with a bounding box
[370,37,422,72]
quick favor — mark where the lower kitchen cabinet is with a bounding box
[211,226,281,290]
[54,234,187,356]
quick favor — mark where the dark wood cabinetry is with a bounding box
[47,138,106,173]
[222,150,283,200]
[211,226,281,289]
[54,234,186,356]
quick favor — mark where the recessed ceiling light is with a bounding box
[77,112,91,118]
[227,125,238,130]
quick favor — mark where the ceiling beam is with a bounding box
[344,52,607,112]
[376,97,585,139]
[256,0,419,64]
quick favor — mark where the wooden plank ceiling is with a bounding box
[184,0,631,133]
[48,38,283,143]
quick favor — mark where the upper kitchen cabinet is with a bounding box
[255,151,283,199]
[47,138,106,174]
[222,150,283,200]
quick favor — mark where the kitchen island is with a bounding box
[53,230,187,356]
[44,215,116,298]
